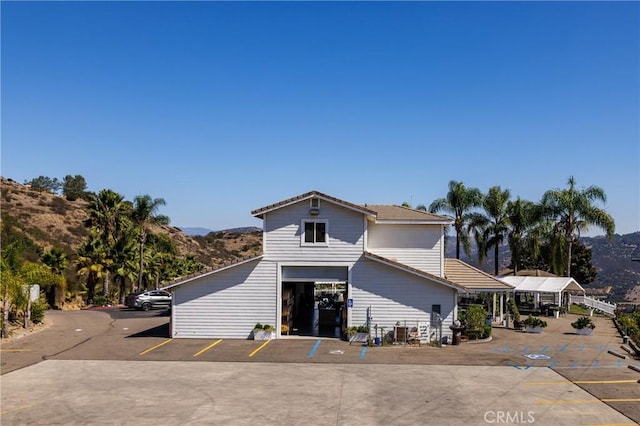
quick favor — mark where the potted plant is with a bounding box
[522,315,547,333]
[571,316,596,335]
[508,298,524,330]
[252,323,275,340]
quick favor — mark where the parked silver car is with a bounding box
[125,290,172,311]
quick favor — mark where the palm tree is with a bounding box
[429,180,483,259]
[76,233,112,304]
[542,176,615,276]
[468,186,511,275]
[85,189,130,298]
[131,195,169,291]
[506,197,543,275]
[41,247,68,275]
[40,247,69,307]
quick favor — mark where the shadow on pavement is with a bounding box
[126,323,170,338]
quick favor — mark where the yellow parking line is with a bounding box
[193,339,223,357]
[249,339,271,357]
[139,339,172,355]
[528,379,638,385]
[536,398,640,405]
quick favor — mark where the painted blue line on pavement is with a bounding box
[541,346,549,353]
[616,359,623,367]
[598,344,605,352]
[578,345,585,352]
[307,340,321,358]
[570,361,578,368]
[360,346,367,359]
[521,346,530,353]
[592,360,599,367]
[548,360,557,368]
[559,345,567,353]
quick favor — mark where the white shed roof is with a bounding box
[499,276,585,293]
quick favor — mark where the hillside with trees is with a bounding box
[0,176,261,336]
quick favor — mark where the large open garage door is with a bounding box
[281,266,348,338]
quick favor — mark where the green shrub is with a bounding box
[507,298,520,322]
[523,315,547,328]
[92,295,111,306]
[482,324,492,339]
[253,323,274,331]
[571,316,596,330]
[463,305,487,334]
[31,296,49,323]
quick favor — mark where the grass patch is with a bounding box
[569,304,591,315]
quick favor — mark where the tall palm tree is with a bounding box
[542,176,615,276]
[131,195,169,291]
[429,180,483,259]
[506,197,543,275]
[85,189,130,297]
[468,186,511,275]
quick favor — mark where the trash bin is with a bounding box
[485,315,493,326]
[623,335,629,344]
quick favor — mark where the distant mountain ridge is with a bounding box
[180,226,261,236]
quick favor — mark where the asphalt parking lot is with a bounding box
[1,308,639,425]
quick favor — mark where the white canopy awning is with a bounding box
[499,276,585,294]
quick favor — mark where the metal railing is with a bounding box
[569,294,616,316]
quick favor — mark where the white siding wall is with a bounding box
[263,200,364,262]
[172,259,277,339]
[367,223,443,276]
[350,258,456,338]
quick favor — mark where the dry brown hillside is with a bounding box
[0,177,262,267]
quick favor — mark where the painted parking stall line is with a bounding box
[360,346,367,359]
[193,339,223,357]
[139,339,172,356]
[249,340,271,357]
[307,340,321,358]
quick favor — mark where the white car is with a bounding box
[125,290,172,311]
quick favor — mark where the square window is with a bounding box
[301,220,328,245]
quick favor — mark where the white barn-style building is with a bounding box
[163,190,512,341]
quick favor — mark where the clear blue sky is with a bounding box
[2,1,639,236]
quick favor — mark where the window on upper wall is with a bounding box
[302,220,328,245]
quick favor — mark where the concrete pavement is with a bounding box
[1,360,635,425]
[1,309,638,425]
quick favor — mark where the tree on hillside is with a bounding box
[429,180,483,259]
[62,175,88,201]
[131,195,169,291]
[468,186,511,275]
[542,176,615,277]
[25,176,61,193]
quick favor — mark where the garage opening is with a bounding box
[281,266,348,338]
